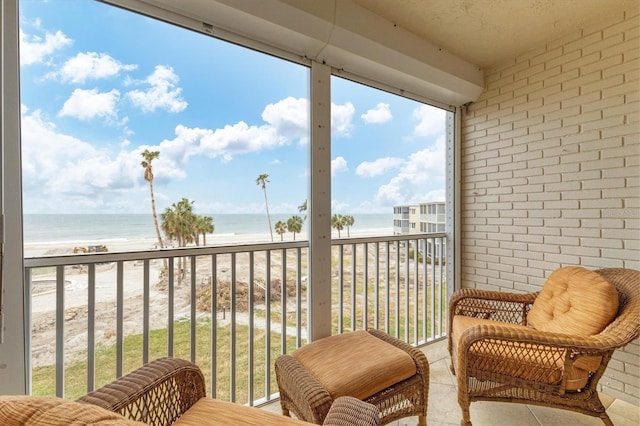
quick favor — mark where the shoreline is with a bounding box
[24,227,394,258]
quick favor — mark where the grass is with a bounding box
[32,318,298,403]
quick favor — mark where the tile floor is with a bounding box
[262,339,640,426]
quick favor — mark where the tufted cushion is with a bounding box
[173,397,311,426]
[528,266,619,336]
[292,330,416,400]
[0,395,142,425]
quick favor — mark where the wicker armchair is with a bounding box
[77,357,379,425]
[448,267,640,426]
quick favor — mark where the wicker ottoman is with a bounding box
[275,329,429,425]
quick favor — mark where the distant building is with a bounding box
[393,202,444,234]
[393,201,445,260]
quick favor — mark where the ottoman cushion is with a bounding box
[292,330,416,400]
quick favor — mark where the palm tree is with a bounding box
[331,213,344,238]
[342,215,355,237]
[195,215,214,246]
[141,149,164,251]
[161,198,196,279]
[275,220,287,241]
[298,200,307,222]
[256,173,274,242]
[287,215,303,240]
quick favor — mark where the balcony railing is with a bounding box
[24,233,447,405]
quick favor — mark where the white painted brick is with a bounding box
[582,115,626,132]
[544,68,581,88]
[562,70,604,91]
[543,125,580,139]
[512,98,543,113]
[583,32,625,57]
[563,30,603,53]
[562,209,602,219]
[560,189,602,200]
[461,12,639,403]
[602,79,640,97]
[582,53,623,75]
[527,65,561,84]
[580,256,624,269]
[561,227,600,237]
[582,94,626,113]
[499,94,529,109]
[527,174,562,185]
[582,177,626,189]
[487,107,518,122]
[560,91,601,108]
[602,13,639,38]
[562,51,602,73]
[486,73,514,91]
[561,245,600,257]
[500,77,530,95]
[581,237,624,249]
[513,167,543,179]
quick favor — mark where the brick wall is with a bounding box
[460,11,639,404]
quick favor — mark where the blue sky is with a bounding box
[18,0,446,215]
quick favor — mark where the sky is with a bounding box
[18,0,447,215]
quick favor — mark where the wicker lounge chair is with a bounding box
[448,267,640,426]
[275,328,429,425]
[0,357,380,425]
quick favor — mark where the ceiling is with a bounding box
[351,0,639,69]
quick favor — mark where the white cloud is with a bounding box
[262,97,309,144]
[20,108,184,212]
[331,102,355,137]
[156,97,310,164]
[361,103,391,124]
[374,136,446,206]
[19,28,72,66]
[355,157,404,178]
[58,88,120,120]
[412,104,446,137]
[331,156,348,176]
[127,65,187,113]
[57,52,137,83]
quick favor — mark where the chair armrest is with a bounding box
[275,354,333,424]
[450,288,538,315]
[77,357,206,426]
[323,396,379,426]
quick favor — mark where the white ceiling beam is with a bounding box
[102,0,484,107]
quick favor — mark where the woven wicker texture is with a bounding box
[78,357,206,425]
[448,267,640,426]
[275,328,429,426]
[77,357,379,425]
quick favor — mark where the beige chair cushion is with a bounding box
[528,266,619,336]
[0,395,142,425]
[452,315,602,391]
[292,330,416,400]
[173,398,311,426]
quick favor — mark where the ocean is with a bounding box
[23,213,394,244]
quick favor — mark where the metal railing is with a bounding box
[24,233,447,404]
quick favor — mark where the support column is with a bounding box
[0,0,27,394]
[307,61,332,342]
